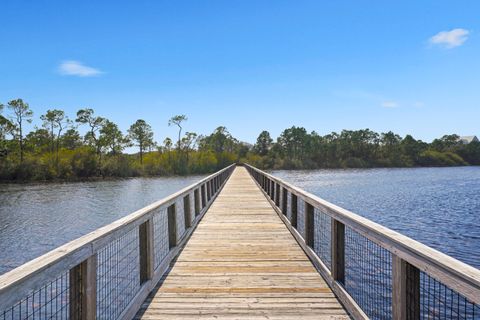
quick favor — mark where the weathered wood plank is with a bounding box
[0,165,235,313]
[137,167,349,319]
[244,164,480,305]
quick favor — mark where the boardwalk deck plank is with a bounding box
[136,167,349,319]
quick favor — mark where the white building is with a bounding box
[458,136,479,144]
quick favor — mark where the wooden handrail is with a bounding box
[0,164,235,317]
[244,163,480,318]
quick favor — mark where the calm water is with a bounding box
[0,175,206,275]
[1,167,479,276]
[272,166,480,269]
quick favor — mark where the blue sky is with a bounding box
[1,1,479,144]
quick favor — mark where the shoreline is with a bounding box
[1,164,477,184]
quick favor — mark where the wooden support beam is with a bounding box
[291,193,298,228]
[392,255,420,320]
[270,180,275,200]
[331,219,345,284]
[139,219,154,284]
[201,184,206,208]
[282,187,288,215]
[207,181,212,201]
[167,204,177,249]
[275,183,280,206]
[194,188,200,216]
[183,194,192,229]
[305,202,315,248]
[69,255,97,320]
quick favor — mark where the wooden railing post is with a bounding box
[207,181,212,201]
[392,255,420,320]
[282,188,288,216]
[69,254,97,320]
[291,194,298,228]
[305,202,315,248]
[184,195,192,229]
[168,204,178,248]
[271,181,274,199]
[201,185,206,208]
[139,219,154,284]
[270,181,275,200]
[275,184,280,206]
[194,188,201,216]
[331,219,345,284]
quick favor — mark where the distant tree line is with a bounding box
[248,128,480,169]
[0,98,478,181]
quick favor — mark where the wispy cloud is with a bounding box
[58,60,103,77]
[429,28,469,48]
[381,101,398,108]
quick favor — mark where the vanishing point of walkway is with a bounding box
[136,167,349,319]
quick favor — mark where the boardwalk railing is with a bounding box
[0,164,235,320]
[245,163,480,320]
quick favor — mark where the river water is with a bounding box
[272,166,480,270]
[1,167,479,276]
[0,175,206,275]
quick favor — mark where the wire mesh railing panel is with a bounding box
[153,207,169,269]
[420,272,480,319]
[344,226,393,320]
[0,167,235,320]
[313,208,332,271]
[96,228,140,320]
[1,271,71,320]
[175,199,186,239]
[296,199,306,237]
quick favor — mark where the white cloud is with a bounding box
[429,28,469,48]
[58,60,103,77]
[381,101,398,108]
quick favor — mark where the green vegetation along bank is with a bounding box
[1,99,479,181]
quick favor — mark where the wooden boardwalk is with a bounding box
[136,166,349,319]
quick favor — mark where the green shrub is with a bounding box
[418,150,467,166]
